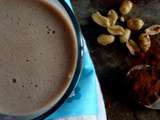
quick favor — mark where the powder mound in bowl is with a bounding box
[127,65,160,106]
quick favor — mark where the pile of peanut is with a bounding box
[92,0,160,55]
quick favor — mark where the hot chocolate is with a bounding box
[0,0,77,115]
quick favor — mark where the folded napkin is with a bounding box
[45,1,107,120]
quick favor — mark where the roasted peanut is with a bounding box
[126,39,140,55]
[139,33,151,52]
[120,28,131,43]
[108,9,118,25]
[107,25,125,35]
[92,12,110,28]
[145,24,160,36]
[127,18,144,31]
[120,0,133,15]
[97,34,115,46]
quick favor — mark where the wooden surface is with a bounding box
[72,0,160,120]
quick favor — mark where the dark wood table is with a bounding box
[72,0,160,120]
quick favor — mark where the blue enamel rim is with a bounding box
[33,1,83,120]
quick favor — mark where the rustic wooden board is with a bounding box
[73,0,160,120]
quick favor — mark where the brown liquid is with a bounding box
[0,0,76,115]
